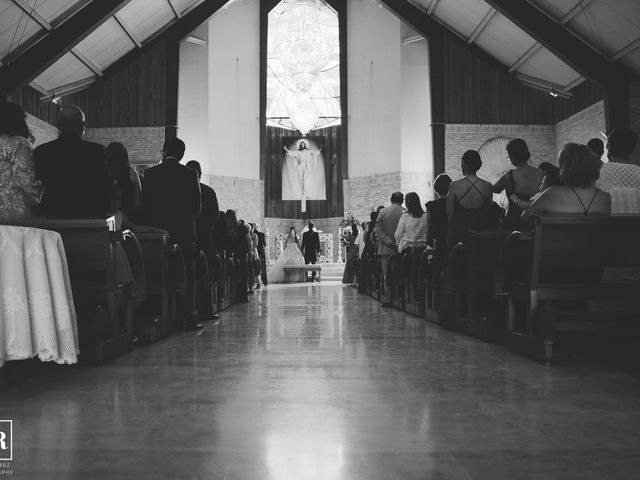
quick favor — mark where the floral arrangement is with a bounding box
[340,213,360,247]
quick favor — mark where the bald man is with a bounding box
[34,105,113,218]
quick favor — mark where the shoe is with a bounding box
[381,301,393,308]
[184,322,203,332]
[210,313,220,321]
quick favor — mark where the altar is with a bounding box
[271,233,334,263]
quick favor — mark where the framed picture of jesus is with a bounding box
[281,137,327,201]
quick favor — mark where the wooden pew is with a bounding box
[424,243,452,328]
[131,230,183,342]
[0,219,135,363]
[357,253,371,294]
[496,215,640,363]
[449,231,511,341]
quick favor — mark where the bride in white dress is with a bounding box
[268,227,304,283]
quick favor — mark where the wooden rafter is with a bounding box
[0,0,131,95]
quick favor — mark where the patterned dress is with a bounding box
[597,162,640,214]
[0,135,42,220]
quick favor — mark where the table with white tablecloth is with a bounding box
[0,225,79,367]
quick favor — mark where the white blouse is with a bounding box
[394,212,428,253]
[597,162,640,214]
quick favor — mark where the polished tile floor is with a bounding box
[2,283,640,479]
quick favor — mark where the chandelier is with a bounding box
[270,0,339,134]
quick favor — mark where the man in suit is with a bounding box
[186,160,220,320]
[374,191,404,306]
[34,104,113,218]
[301,221,321,282]
[255,225,268,286]
[143,138,202,330]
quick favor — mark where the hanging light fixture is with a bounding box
[285,92,319,135]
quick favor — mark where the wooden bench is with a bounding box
[449,231,511,341]
[496,215,640,363]
[132,230,184,342]
[283,264,322,283]
[0,219,136,363]
[424,242,452,328]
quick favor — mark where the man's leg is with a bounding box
[180,242,201,329]
[379,254,390,304]
[260,255,268,285]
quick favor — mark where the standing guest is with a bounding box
[342,223,359,284]
[34,104,112,218]
[362,211,379,258]
[356,221,367,259]
[425,173,451,250]
[523,143,610,222]
[447,150,493,255]
[492,138,544,230]
[248,223,260,289]
[185,160,219,261]
[106,142,142,225]
[597,128,640,213]
[186,160,220,320]
[0,102,42,220]
[214,210,230,257]
[510,162,562,211]
[142,137,202,330]
[254,224,268,286]
[587,138,605,161]
[301,222,321,282]
[235,219,252,300]
[395,192,428,253]
[374,191,404,306]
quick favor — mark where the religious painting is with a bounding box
[281,137,326,201]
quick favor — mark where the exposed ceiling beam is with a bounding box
[564,76,586,91]
[166,0,181,19]
[485,0,629,128]
[39,77,97,102]
[515,72,572,99]
[10,0,104,79]
[560,0,593,25]
[612,37,640,61]
[100,0,228,79]
[28,81,49,96]
[10,0,104,78]
[509,43,542,72]
[427,0,439,15]
[403,34,425,45]
[0,0,133,96]
[114,12,142,48]
[468,8,495,44]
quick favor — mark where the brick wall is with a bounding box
[202,174,263,227]
[26,113,57,148]
[344,173,402,221]
[444,124,555,181]
[554,100,606,161]
[83,127,165,165]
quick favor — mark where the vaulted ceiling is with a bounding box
[0,0,638,100]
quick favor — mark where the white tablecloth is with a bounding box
[0,226,79,367]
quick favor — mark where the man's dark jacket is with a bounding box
[34,133,112,218]
[142,158,201,247]
[301,230,321,263]
[195,182,219,255]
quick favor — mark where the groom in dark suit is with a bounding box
[301,221,321,282]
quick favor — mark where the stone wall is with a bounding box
[554,100,606,161]
[83,127,165,165]
[444,124,555,181]
[202,174,263,227]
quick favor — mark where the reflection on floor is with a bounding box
[3,283,640,479]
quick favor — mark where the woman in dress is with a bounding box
[105,142,142,228]
[597,128,640,213]
[0,102,42,220]
[268,227,304,283]
[492,138,544,230]
[446,150,493,256]
[395,192,428,254]
[523,143,610,223]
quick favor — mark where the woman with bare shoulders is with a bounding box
[522,143,610,224]
[446,150,493,255]
[493,138,544,230]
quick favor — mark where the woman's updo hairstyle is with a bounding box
[461,150,482,174]
[506,138,531,166]
[558,143,602,188]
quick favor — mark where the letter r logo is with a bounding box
[0,421,12,460]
